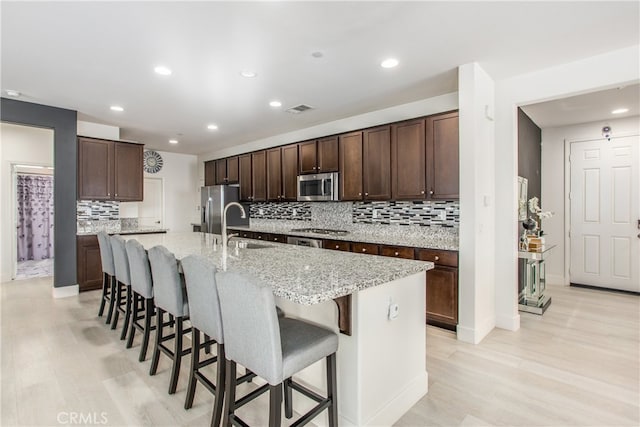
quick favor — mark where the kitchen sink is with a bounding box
[234,241,273,249]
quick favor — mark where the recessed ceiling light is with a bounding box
[380,58,399,68]
[169,139,178,144]
[269,100,282,108]
[154,65,172,76]
[110,105,124,112]
[311,51,324,58]
[207,124,218,130]
[611,108,629,114]
[240,70,257,78]
[5,89,20,97]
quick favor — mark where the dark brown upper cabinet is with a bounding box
[339,131,363,200]
[392,119,427,200]
[239,154,252,201]
[363,125,391,200]
[298,136,339,174]
[427,111,459,200]
[266,148,283,201]
[77,137,142,201]
[204,160,216,186]
[214,156,239,185]
[251,150,267,202]
[281,144,299,201]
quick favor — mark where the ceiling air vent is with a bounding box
[285,104,314,114]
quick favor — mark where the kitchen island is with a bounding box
[124,232,433,426]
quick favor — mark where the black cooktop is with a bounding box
[290,228,350,236]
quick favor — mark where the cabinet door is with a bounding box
[114,142,143,201]
[266,148,282,201]
[363,126,391,200]
[215,158,227,184]
[427,111,459,200]
[239,154,252,201]
[380,245,415,259]
[281,145,299,201]
[324,240,351,251]
[339,132,363,200]
[204,160,216,186]
[392,119,426,200]
[318,136,339,172]
[426,266,458,328]
[77,236,103,292]
[78,137,113,200]
[226,156,239,184]
[298,140,318,174]
[251,151,267,202]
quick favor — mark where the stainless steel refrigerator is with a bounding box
[200,185,249,234]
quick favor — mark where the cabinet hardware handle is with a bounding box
[335,245,340,249]
[394,252,399,256]
[358,192,362,196]
[108,193,110,196]
[429,190,434,195]
[365,192,368,196]
[421,190,425,194]
[434,255,440,261]
[362,248,366,252]
[258,236,262,239]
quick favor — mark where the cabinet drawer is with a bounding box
[351,242,379,255]
[324,240,351,251]
[380,245,415,259]
[267,233,286,243]
[237,231,255,239]
[416,248,458,267]
[253,232,266,241]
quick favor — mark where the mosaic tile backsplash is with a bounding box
[77,201,120,220]
[248,200,459,228]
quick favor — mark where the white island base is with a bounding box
[275,271,428,426]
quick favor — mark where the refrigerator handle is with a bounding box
[206,197,213,233]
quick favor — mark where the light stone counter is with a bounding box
[228,222,458,251]
[123,231,433,305]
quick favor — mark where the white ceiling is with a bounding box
[1,1,638,155]
[521,84,640,128]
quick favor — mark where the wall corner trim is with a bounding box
[52,284,79,299]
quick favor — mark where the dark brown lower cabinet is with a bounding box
[425,266,458,330]
[77,235,103,292]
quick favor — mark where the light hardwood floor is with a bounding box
[1,277,638,426]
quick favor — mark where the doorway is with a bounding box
[13,164,55,280]
[569,135,640,292]
[138,177,164,228]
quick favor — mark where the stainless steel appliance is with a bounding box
[287,236,324,248]
[200,185,249,234]
[297,172,339,201]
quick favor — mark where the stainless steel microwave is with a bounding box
[297,172,339,201]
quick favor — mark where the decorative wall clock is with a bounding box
[143,150,163,174]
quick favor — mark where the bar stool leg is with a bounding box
[111,281,123,330]
[126,292,139,348]
[150,307,164,376]
[327,353,338,427]
[105,276,117,325]
[168,317,184,394]
[120,285,132,340]
[211,344,226,427]
[98,273,108,317]
[268,384,283,427]
[222,360,237,427]
[284,378,293,419]
[184,328,200,409]
[139,298,154,362]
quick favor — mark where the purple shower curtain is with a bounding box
[17,174,54,261]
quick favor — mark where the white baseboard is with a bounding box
[364,371,428,427]
[457,315,496,344]
[546,274,567,286]
[52,284,79,299]
[495,313,520,332]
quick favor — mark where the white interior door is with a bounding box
[138,178,163,228]
[570,136,639,292]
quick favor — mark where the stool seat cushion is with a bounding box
[280,318,338,381]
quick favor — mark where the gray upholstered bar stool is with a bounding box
[96,231,116,324]
[125,239,156,361]
[110,235,133,341]
[147,245,192,394]
[216,271,339,427]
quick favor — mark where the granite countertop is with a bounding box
[228,223,458,251]
[122,232,433,305]
[77,227,168,236]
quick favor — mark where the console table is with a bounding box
[518,245,555,315]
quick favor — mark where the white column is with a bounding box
[457,63,497,344]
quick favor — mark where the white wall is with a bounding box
[77,120,119,140]
[0,122,54,282]
[458,63,496,344]
[121,151,199,232]
[493,45,639,332]
[541,115,640,285]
